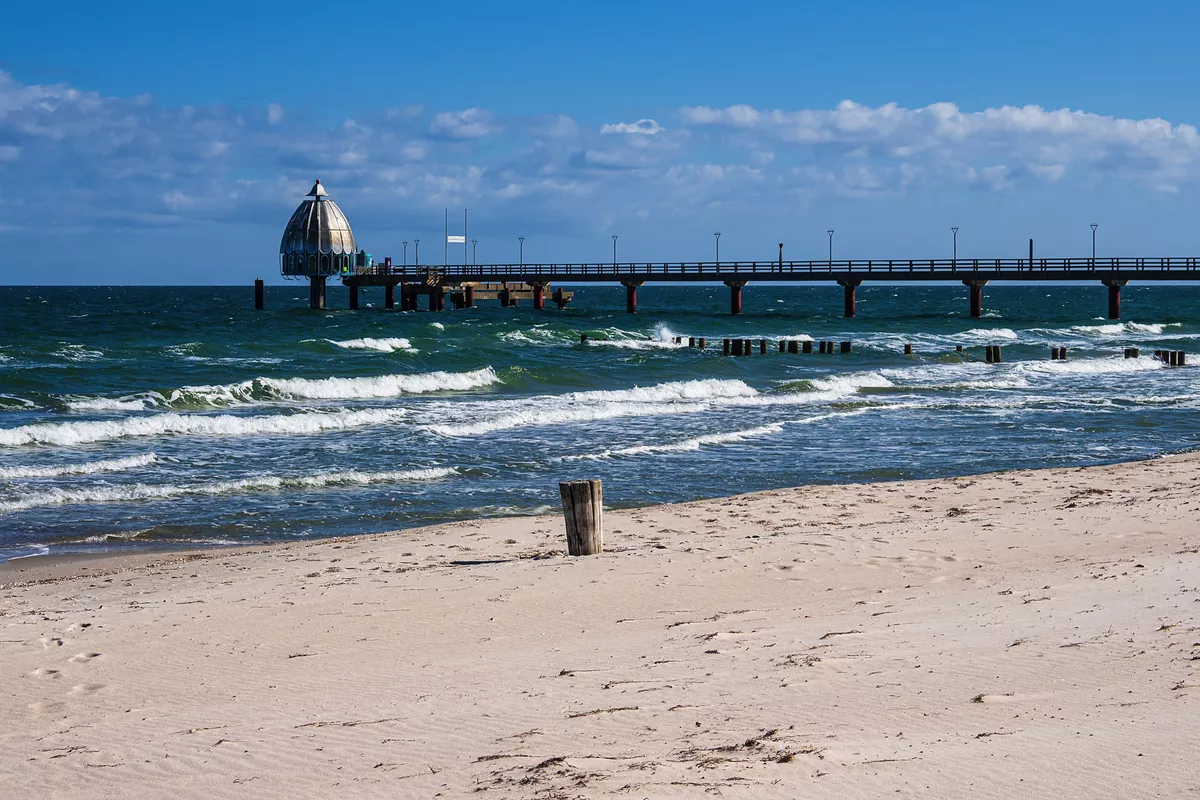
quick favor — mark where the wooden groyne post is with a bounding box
[254,279,264,310]
[560,480,603,556]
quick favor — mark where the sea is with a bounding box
[1,283,1197,562]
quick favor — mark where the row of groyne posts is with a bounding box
[623,335,1189,365]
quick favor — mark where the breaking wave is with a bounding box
[0,408,409,448]
[0,467,458,512]
[322,337,416,353]
[60,367,501,411]
[0,453,159,479]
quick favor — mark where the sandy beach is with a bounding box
[2,455,1198,798]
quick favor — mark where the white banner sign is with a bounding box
[447,235,466,243]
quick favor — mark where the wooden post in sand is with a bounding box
[559,480,603,556]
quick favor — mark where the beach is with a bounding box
[2,454,1197,798]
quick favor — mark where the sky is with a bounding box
[4,0,1200,284]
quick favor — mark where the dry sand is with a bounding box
[2,455,1198,798]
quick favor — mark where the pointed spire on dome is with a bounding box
[306,179,328,199]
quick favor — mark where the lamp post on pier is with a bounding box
[951,227,959,263]
[472,239,478,266]
[402,241,408,266]
[414,239,419,265]
[518,237,524,266]
[827,229,835,265]
[714,232,721,265]
[1091,223,1098,260]
[612,235,618,267]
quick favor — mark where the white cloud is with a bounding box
[601,119,664,135]
[681,100,1200,191]
[266,103,284,125]
[428,108,498,139]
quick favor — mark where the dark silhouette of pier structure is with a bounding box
[326,252,1200,320]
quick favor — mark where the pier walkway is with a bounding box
[332,256,1200,318]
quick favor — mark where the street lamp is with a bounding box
[612,235,619,267]
[827,229,835,265]
[1091,223,1098,260]
[472,239,478,266]
[402,241,408,266]
[518,237,524,266]
[714,232,721,265]
[951,227,959,262]
[414,239,419,265]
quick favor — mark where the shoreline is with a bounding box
[3,452,1198,797]
[4,449,1195,586]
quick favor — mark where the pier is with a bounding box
[311,256,1200,320]
[271,179,1200,319]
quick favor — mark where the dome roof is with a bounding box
[279,180,357,256]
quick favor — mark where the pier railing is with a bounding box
[354,257,1200,280]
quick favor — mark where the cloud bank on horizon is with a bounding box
[1,68,1199,277]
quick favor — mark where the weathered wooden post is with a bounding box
[689,337,696,347]
[697,337,706,349]
[986,345,994,363]
[760,339,768,354]
[349,284,359,310]
[1169,350,1180,366]
[722,339,731,356]
[385,283,395,310]
[1180,352,1187,366]
[254,279,264,310]
[840,341,852,354]
[559,480,603,556]
[802,340,813,354]
[788,340,799,354]
[464,285,475,308]
[955,345,964,352]
[904,344,913,355]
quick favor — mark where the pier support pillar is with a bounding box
[1103,279,1127,320]
[308,276,326,310]
[622,281,643,314]
[464,285,475,308]
[348,284,359,310]
[963,279,987,318]
[499,286,510,307]
[554,288,566,309]
[429,286,445,312]
[385,284,395,310]
[531,283,546,311]
[838,279,862,318]
[725,281,746,315]
[254,279,264,310]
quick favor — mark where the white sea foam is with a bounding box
[256,367,499,400]
[323,337,416,353]
[584,324,689,350]
[429,322,445,330]
[0,467,457,512]
[0,453,158,479]
[424,379,755,436]
[958,327,1019,341]
[562,423,786,460]
[53,344,105,362]
[65,397,153,412]
[0,408,409,448]
[64,367,501,411]
[1014,356,1167,376]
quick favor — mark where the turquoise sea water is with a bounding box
[0,283,1197,562]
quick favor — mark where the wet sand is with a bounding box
[2,455,1198,798]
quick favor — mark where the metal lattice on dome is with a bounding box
[279,180,359,277]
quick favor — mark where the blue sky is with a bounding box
[4,0,1200,284]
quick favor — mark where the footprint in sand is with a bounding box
[70,683,106,695]
[69,652,101,663]
[31,668,61,679]
[40,637,64,649]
